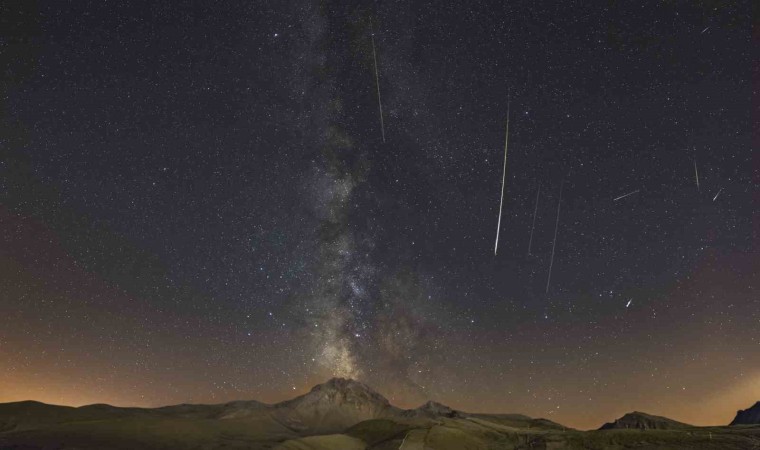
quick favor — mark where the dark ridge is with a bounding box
[402,400,464,418]
[599,411,692,430]
[730,401,760,426]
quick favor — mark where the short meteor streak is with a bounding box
[527,184,540,255]
[694,158,700,191]
[613,189,639,202]
[712,187,723,201]
[545,179,564,294]
[626,299,632,308]
[494,100,510,255]
[370,19,385,143]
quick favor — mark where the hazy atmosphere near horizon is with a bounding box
[1,0,756,431]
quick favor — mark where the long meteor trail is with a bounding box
[370,19,385,143]
[494,101,510,255]
[527,184,540,255]
[613,189,639,202]
[545,179,564,294]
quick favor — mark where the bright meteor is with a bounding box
[494,100,510,256]
[545,178,564,294]
[613,189,639,202]
[370,18,385,143]
[527,184,540,255]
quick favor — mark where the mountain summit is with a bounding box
[273,378,400,434]
[286,377,395,412]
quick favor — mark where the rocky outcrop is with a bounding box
[730,401,760,425]
[599,411,691,430]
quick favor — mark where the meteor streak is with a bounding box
[545,179,564,294]
[713,187,723,201]
[528,184,540,255]
[626,299,632,308]
[694,158,700,191]
[613,189,639,202]
[370,19,385,143]
[493,100,510,255]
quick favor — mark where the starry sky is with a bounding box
[1,0,756,430]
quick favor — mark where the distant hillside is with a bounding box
[401,401,463,419]
[0,400,155,433]
[599,411,693,430]
[731,401,760,425]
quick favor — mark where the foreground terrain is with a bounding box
[1,378,758,449]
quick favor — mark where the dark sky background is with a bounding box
[1,0,756,429]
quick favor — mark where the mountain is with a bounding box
[598,411,692,430]
[1,381,759,449]
[272,377,401,434]
[730,401,760,425]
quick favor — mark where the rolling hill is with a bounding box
[598,411,692,430]
[1,378,758,449]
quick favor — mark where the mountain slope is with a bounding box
[470,412,568,431]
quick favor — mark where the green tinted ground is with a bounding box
[0,415,294,449]
[281,417,760,450]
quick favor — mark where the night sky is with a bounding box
[1,0,756,430]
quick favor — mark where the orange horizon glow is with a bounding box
[2,371,757,430]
